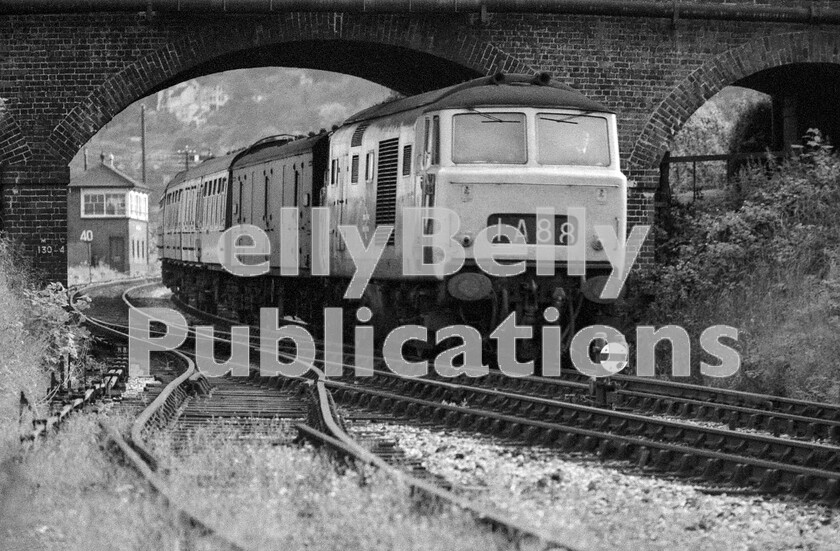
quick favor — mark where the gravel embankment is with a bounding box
[351,422,840,551]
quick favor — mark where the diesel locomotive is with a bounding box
[159,72,627,356]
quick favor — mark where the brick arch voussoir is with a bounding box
[629,31,840,170]
[48,16,535,164]
[0,106,32,166]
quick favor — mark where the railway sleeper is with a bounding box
[758,469,783,493]
[651,449,673,471]
[821,479,840,507]
[636,447,652,469]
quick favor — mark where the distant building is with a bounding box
[68,153,150,273]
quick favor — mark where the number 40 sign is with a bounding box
[80,230,93,242]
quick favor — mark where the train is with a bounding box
[159,72,627,360]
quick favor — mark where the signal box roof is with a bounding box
[344,73,612,126]
[70,160,150,192]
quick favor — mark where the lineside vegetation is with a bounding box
[0,237,91,448]
[627,131,840,403]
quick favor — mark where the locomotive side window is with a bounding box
[452,112,526,164]
[431,116,440,165]
[365,151,375,181]
[423,118,430,164]
[351,155,359,183]
[536,113,610,167]
[219,179,226,228]
[402,145,412,176]
[264,175,270,221]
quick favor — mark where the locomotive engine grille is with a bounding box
[375,137,399,246]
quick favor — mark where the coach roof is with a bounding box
[344,73,612,126]
[232,134,327,170]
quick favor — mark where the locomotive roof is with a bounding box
[231,134,327,170]
[344,74,612,126]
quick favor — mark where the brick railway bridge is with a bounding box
[1,0,840,283]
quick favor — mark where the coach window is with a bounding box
[351,155,360,183]
[331,159,338,185]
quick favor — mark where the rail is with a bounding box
[70,278,244,549]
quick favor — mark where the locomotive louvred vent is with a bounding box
[351,123,370,147]
[375,137,399,245]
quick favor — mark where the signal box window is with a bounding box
[83,191,126,217]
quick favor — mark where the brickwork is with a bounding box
[0,3,836,282]
[1,182,68,283]
[627,188,656,265]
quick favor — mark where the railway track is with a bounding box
[445,370,840,443]
[78,281,574,551]
[171,283,840,445]
[324,368,840,505]
[160,282,840,506]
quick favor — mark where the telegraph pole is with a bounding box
[141,104,149,271]
[177,147,195,171]
[141,104,147,186]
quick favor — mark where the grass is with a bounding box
[0,237,51,442]
[148,421,500,550]
[1,411,222,551]
[67,259,161,286]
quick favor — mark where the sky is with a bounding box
[69,68,394,197]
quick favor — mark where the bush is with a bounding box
[629,131,840,402]
[0,236,92,441]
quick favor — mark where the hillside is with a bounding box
[69,68,394,203]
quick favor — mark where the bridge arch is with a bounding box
[629,31,840,171]
[47,15,534,164]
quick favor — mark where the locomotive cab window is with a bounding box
[452,112,526,164]
[422,117,440,166]
[402,145,412,176]
[536,113,610,167]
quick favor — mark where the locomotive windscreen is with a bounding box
[452,112,527,164]
[536,114,610,167]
